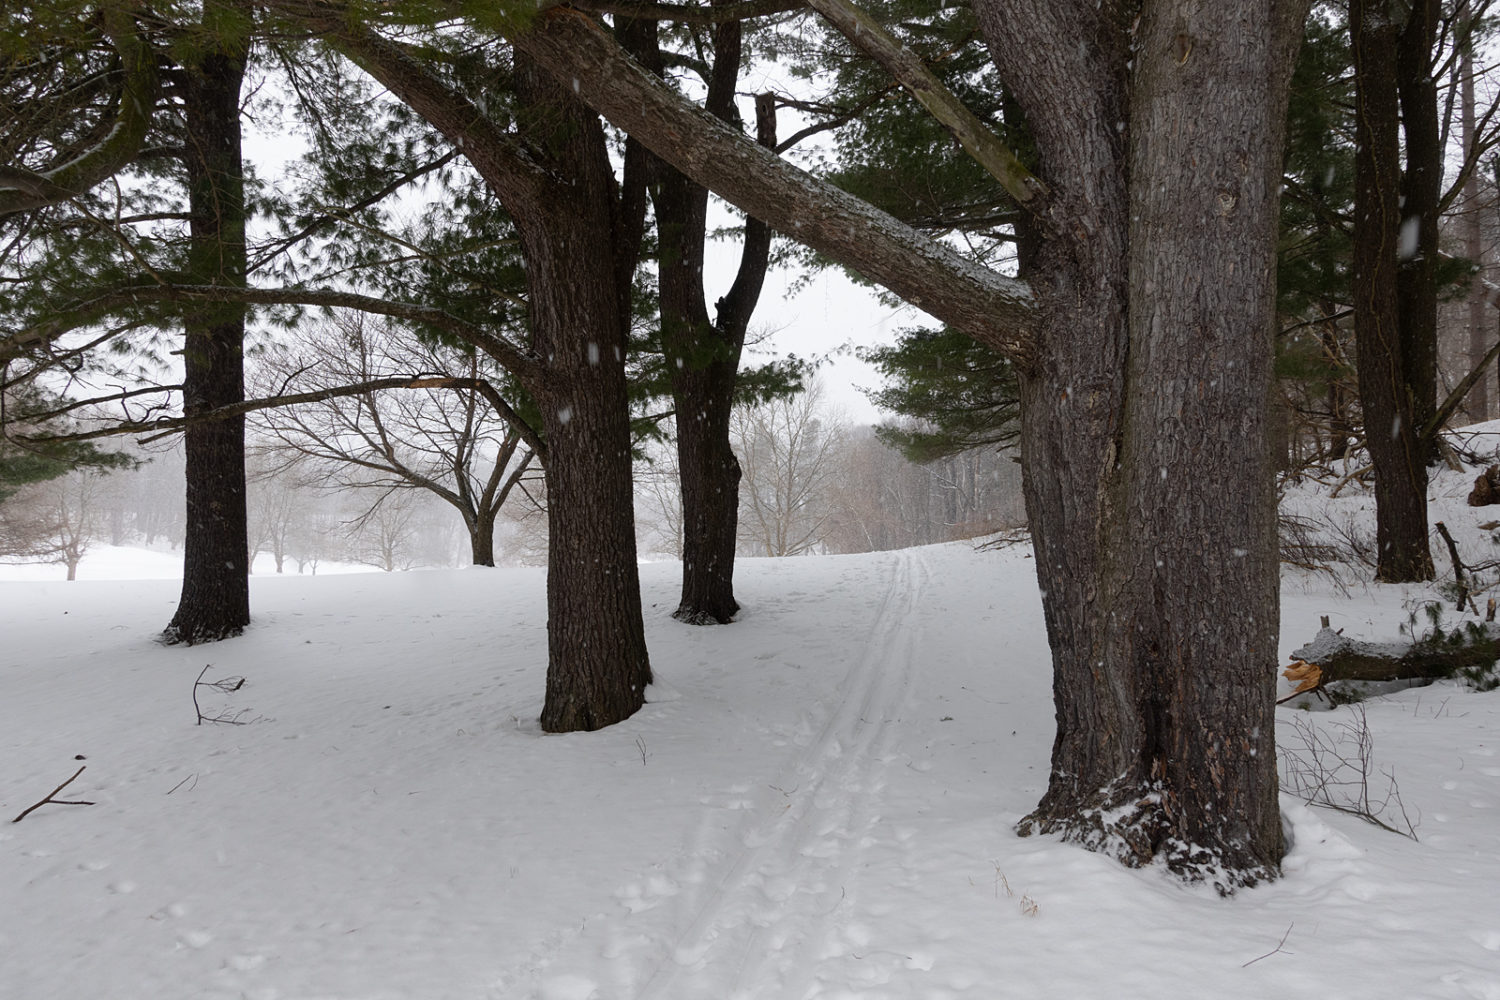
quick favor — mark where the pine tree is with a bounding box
[516,0,1306,887]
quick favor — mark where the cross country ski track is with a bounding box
[522,549,934,1000]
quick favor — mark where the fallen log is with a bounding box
[1282,622,1500,704]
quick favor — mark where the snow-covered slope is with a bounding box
[2,540,1498,999]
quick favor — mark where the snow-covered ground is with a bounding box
[4,514,1500,997]
[0,545,378,582]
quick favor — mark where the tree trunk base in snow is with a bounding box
[160,621,246,646]
[1017,779,1279,895]
[671,601,737,626]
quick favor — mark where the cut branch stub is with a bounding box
[1284,624,1500,702]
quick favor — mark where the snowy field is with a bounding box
[4,515,1500,997]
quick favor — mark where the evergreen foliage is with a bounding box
[859,326,1016,461]
[0,388,134,503]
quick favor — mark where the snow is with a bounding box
[4,530,1500,996]
[0,545,377,582]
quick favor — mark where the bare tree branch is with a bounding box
[11,766,95,823]
[17,375,545,463]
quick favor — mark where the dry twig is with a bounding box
[194,664,248,725]
[1242,923,1295,967]
[11,766,95,823]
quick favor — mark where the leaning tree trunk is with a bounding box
[983,0,1303,888]
[1351,0,1435,583]
[514,57,653,732]
[164,17,251,644]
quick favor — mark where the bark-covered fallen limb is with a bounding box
[1283,623,1500,702]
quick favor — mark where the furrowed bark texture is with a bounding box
[978,0,1303,887]
[1114,1,1292,880]
[1351,0,1435,583]
[514,56,653,731]
[165,19,251,645]
[978,0,1134,856]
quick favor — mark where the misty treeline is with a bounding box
[2,366,1023,575]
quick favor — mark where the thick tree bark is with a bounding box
[1111,1,1292,880]
[515,0,1305,888]
[1351,0,1435,583]
[513,56,653,731]
[164,17,252,645]
[977,0,1135,864]
[977,0,1301,887]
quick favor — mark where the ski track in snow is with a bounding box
[527,550,931,1000]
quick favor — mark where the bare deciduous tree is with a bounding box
[635,437,685,559]
[733,380,848,557]
[5,467,110,579]
[824,426,1025,553]
[340,479,422,572]
[249,314,538,567]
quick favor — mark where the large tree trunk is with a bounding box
[670,354,745,624]
[164,14,251,645]
[653,139,746,624]
[1110,2,1293,880]
[323,28,653,730]
[513,57,653,732]
[511,0,1303,885]
[1351,0,1435,583]
[642,21,772,625]
[982,0,1300,888]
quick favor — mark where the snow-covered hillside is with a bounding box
[3,531,1499,998]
